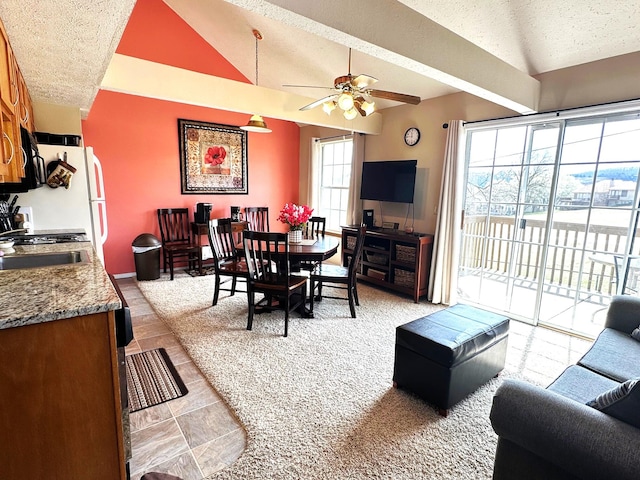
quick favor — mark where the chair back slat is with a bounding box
[244,230,291,286]
[348,226,367,279]
[245,207,270,232]
[158,208,191,244]
[305,216,326,239]
[208,218,238,263]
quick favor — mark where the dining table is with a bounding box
[253,234,341,318]
[191,221,340,279]
[282,235,340,267]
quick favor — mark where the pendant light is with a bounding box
[240,29,272,133]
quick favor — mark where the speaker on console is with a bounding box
[363,209,374,228]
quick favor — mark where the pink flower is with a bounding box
[204,146,226,165]
[277,203,313,229]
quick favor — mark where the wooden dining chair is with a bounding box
[243,230,308,337]
[157,208,201,280]
[301,216,327,273]
[245,207,270,232]
[207,218,249,306]
[304,216,326,240]
[309,225,366,318]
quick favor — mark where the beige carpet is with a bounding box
[137,273,512,479]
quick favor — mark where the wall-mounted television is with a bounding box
[360,160,417,203]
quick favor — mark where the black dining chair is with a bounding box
[304,216,326,240]
[157,208,202,280]
[207,218,249,306]
[243,230,308,337]
[301,216,327,274]
[309,225,366,318]
[245,207,270,232]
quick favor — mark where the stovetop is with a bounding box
[11,231,89,245]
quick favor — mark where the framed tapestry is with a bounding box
[178,119,248,194]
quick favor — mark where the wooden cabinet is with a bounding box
[0,16,31,183]
[0,21,18,114]
[17,70,33,130]
[1,102,22,180]
[0,312,127,479]
[342,226,433,303]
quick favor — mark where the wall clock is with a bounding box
[404,127,420,146]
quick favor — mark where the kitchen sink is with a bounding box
[0,250,90,270]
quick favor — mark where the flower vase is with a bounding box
[288,228,303,244]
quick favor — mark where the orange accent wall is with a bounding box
[115,0,249,82]
[82,0,300,275]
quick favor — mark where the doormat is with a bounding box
[126,348,188,413]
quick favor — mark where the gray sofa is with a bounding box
[489,295,640,480]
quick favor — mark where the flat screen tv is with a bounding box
[360,160,417,203]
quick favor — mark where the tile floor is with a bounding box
[118,277,594,480]
[117,277,246,480]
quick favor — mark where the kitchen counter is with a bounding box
[0,242,121,329]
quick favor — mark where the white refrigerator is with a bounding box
[18,145,108,262]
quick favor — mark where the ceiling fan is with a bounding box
[284,48,421,119]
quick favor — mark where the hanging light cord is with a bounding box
[253,29,262,86]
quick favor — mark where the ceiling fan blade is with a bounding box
[300,94,339,111]
[351,74,378,89]
[283,84,337,91]
[369,89,421,105]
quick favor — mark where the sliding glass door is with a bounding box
[458,123,560,321]
[458,111,640,337]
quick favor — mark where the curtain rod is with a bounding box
[314,132,365,142]
[460,97,640,128]
[315,134,351,142]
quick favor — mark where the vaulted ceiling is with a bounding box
[1,0,639,125]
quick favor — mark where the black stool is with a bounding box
[393,304,510,416]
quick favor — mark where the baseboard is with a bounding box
[112,272,136,279]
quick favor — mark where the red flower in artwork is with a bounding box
[204,146,226,165]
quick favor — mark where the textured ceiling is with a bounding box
[0,0,639,119]
[0,0,135,115]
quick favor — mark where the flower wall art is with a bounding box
[178,119,248,194]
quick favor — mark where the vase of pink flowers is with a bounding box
[277,203,313,243]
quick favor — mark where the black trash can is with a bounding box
[132,233,161,281]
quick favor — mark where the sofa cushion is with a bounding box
[586,379,640,429]
[632,326,640,342]
[578,328,640,382]
[547,365,620,403]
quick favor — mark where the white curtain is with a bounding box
[307,138,321,209]
[347,133,365,225]
[428,120,465,305]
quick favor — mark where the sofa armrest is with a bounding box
[605,295,640,334]
[490,379,640,480]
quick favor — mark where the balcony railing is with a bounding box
[461,215,640,298]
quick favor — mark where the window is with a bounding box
[315,138,353,232]
[459,105,640,338]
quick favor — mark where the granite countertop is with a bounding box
[0,242,121,330]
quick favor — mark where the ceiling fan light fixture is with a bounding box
[322,100,336,115]
[240,114,272,133]
[343,107,358,120]
[338,92,354,111]
[361,100,375,116]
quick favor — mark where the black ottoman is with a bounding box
[393,304,510,415]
